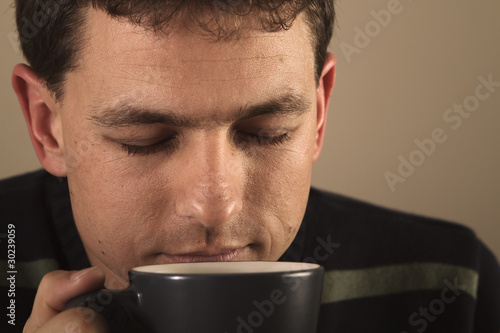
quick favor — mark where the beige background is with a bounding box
[1,1,499,259]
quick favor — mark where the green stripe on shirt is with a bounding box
[322,262,478,304]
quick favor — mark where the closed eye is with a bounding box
[116,128,292,156]
[120,137,178,156]
[235,131,291,147]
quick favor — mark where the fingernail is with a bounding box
[70,267,99,281]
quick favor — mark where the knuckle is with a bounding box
[37,270,68,294]
[39,270,67,286]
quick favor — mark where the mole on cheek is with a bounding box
[97,240,106,255]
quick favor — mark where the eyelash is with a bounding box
[120,132,291,156]
[121,139,177,156]
[236,132,291,147]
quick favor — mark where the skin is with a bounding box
[13,8,335,332]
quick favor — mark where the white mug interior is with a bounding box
[132,261,320,274]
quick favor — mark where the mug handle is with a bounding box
[65,289,145,332]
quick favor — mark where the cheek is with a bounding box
[64,133,169,256]
[68,150,167,227]
[246,126,316,256]
[66,156,176,278]
[257,121,316,193]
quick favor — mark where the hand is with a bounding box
[23,267,110,333]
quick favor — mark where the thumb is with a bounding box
[24,267,105,333]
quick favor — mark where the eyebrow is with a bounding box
[89,92,312,128]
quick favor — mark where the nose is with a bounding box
[174,132,243,227]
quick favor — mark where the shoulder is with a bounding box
[0,169,70,261]
[308,187,474,235]
[307,187,477,240]
[0,169,56,195]
[0,169,52,214]
[304,187,493,270]
[0,169,65,220]
[307,188,500,332]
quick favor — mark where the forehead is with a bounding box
[69,9,316,115]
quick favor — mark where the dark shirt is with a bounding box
[1,170,499,332]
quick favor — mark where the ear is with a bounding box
[313,53,336,162]
[12,64,67,177]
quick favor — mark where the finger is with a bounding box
[24,267,105,333]
[27,307,110,333]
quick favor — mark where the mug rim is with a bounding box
[131,261,322,275]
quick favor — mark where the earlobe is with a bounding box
[12,64,67,177]
[313,53,336,162]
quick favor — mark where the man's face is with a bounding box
[57,9,325,286]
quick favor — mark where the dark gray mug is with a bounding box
[67,261,324,333]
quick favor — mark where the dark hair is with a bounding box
[15,0,335,100]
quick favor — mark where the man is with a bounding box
[1,1,499,332]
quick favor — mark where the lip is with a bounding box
[157,247,246,263]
